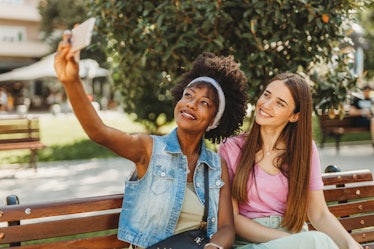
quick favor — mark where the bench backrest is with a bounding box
[2,170,374,248]
[0,194,129,249]
[310,169,374,246]
[318,114,369,133]
[0,117,41,144]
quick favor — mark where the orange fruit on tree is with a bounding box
[322,14,329,23]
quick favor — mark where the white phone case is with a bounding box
[71,17,96,52]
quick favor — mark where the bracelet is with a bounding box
[204,242,224,249]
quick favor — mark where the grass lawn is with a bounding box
[0,111,150,166]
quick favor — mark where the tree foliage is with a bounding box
[41,0,373,132]
[39,0,87,35]
[356,2,374,80]
[38,0,105,63]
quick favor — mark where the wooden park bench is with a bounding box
[1,168,374,248]
[0,194,129,249]
[309,167,374,249]
[318,114,370,153]
[0,117,46,171]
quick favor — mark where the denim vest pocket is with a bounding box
[151,158,175,195]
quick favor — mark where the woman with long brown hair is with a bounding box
[218,72,362,249]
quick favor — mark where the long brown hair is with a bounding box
[232,72,313,233]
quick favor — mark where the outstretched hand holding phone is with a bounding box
[70,17,96,52]
[54,17,96,84]
[54,16,103,142]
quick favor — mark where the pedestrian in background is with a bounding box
[0,87,8,112]
[349,85,374,148]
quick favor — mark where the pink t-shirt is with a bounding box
[218,134,324,219]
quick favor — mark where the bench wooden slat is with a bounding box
[0,234,129,249]
[324,186,374,202]
[0,213,120,243]
[0,127,40,134]
[0,117,45,169]
[338,213,374,231]
[0,194,123,222]
[0,141,45,150]
[0,137,40,143]
[352,230,374,244]
[318,114,368,131]
[322,170,373,186]
[327,200,374,217]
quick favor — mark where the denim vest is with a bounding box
[117,128,224,248]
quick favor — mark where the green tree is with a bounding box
[38,0,105,64]
[39,0,87,37]
[356,3,374,80]
[44,1,371,132]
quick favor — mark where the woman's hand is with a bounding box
[208,159,235,249]
[307,190,363,249]
[54,30,80,85]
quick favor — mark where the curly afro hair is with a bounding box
[171,52,249,144]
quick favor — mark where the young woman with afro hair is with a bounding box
[55,30,249,249]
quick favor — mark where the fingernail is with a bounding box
[63,30,71,35]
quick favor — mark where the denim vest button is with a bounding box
[215,181,220,186]
[196,182,201,188]
[161,172,166,177]
[211,217,216,223]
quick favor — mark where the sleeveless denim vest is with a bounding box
[117,128,224,248]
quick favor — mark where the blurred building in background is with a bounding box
[0,0,49,74]
[0,0,112,114]
[0,0,50,113]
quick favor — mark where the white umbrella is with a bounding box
[0,53,108,82]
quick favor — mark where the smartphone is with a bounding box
[71,17,96,52]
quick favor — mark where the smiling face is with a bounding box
[255,80,299,129]
[174,85,218,133]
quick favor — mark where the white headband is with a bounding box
[187,76,226,131]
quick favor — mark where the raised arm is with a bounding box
[54,33,152,177]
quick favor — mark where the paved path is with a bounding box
[0,143,373,205]
[317,142,374,172]
[0,157,135,205]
